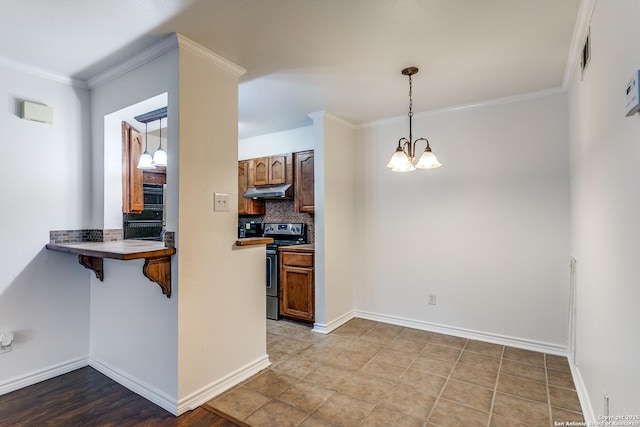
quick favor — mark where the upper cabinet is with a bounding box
[294,150,314,213]
[238,151,313,215]
[252,157,269,186]
[238,160,265,215]
[122,122,144,214]
[250,154,292,187]
[268,155,287,185]
[144,167,167,185]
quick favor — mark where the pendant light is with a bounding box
[152,117,167,167]
[386,67,442,172]
[137,122,155,169]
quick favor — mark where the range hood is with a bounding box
[242,184,292,199]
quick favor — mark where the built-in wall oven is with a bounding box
[123,183,164,241]
[264,223,307,320]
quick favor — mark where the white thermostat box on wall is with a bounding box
[625,70,640,116]
[21,101,53,124]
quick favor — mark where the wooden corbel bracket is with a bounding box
[143,256,173,298]
[78,255,104,281]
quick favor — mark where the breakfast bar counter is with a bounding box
[46,240,176,297]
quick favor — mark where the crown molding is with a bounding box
[362,86,566,128]
[175,33,245,77]
[87,34,179,89]
[307,111,357,129]
[0,56,88,89]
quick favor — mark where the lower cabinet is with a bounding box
[279,248,314,323]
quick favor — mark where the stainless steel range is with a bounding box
[264,223,307,320]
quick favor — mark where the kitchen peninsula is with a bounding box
[46,238,176,297]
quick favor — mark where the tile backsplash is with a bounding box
[50,229,123,244]
[239,199,314,243]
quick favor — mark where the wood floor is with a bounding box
[0,367,242,426]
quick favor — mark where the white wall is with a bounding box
[176,40,267,409]
[568,0,640,417]
[89,47,180,405]
[355,93,571,349]
[238,125,314,160]
[311,113,357,329]
[0,63,91,392]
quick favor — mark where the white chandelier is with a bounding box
[386,67,442,172]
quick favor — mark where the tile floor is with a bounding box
[206,318,584,427]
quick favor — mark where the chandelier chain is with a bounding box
[408,74,413,117]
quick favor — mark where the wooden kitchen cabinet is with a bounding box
[122,122,144,214]
[279,247,314,323]
[294,150,314,213]
[238,160,265,215]
[268,154,287,185]
[143,167,166,185]
[249,154,292,187]
[251,157,269,186]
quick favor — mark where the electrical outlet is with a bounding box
[428,294,437,305]
[0,331,13,354]
[213,193,229,212]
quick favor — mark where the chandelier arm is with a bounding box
[399,137,411,155]
[414,137,431,151]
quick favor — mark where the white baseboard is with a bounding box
[177,354,271,415]
[0,356,88,396]
[570,362,595,423]
[89,357,179,415]
[354,310,568,355]
[312,311,355,334]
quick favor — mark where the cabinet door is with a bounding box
[122,122,144,214]
[238,161,249,214]
[268,155,287,185]
[252,157,269,186]
[280,266,314,322]
[294,150,314,213]
[238,161,264,215]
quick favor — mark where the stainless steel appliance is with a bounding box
[123,183,164,241]
[264,223,307,320]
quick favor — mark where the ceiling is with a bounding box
[0,0,581,139]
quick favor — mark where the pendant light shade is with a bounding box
[152,147,167,167]
[386,67,442,172]
[386,145,415,172]
[152,117,167,167]
[138,151,155,169]
[415,146,442,169]
[135,106,167,169]
[138,122,156,170]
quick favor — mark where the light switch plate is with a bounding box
[214,193,230,212]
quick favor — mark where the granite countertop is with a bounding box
[46,239,175,260]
